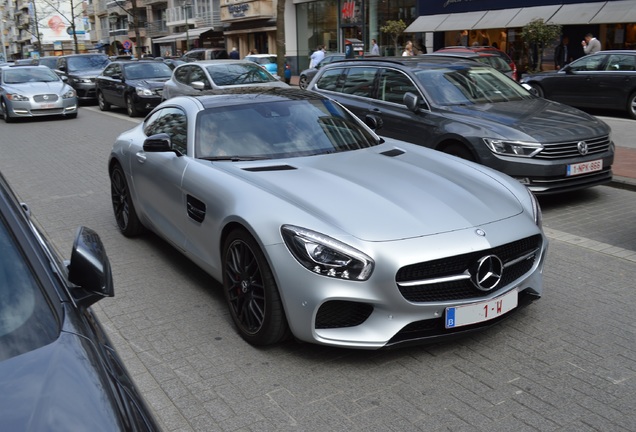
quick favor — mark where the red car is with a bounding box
[435,46,518,81]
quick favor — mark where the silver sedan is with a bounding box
[108,87,547,349]
[0,65,78,122]
[162,60,287,100]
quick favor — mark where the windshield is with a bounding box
[3,67,60,84]
[475,56,512,73]
[0,216,58,361]
[249,56,276,65]
[206,63,278,85]
[195,99,379,160]
[124,62,173,80]
[415,66,532,106]
[67,55,110,72]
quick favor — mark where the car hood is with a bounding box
[224,144,523,241]
[4,81,67,94]
[127,77,170,88]
[443,98,610,141]
[0,332,123,431]
[68,68,104,78]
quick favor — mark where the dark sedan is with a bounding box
[0,171,159,431]
[521,50,636,119]
[309,56,614,195]
[298,53,345,89]
[96,60,173,116]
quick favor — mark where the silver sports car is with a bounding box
[0,65,78,122]
[108,87,547,349]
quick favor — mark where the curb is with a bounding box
[609,175,636,192]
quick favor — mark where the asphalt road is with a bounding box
[0,106,635,431]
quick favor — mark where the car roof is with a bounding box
[177,87,329,109]
[326,55,481,69]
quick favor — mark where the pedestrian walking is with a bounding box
[402,41,414,56]
[229,47,240,59]
[554,36,570,69]
[370,39,380,56]
[309,45,325,68]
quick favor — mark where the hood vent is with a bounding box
[243,165,297,172]
[381,149,405,157]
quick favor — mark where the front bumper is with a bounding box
[7,97,78,118]
[266,214,547,349]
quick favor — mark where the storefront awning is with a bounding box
[404,14,450,33]
[506,5,561,28]
[547,2,606,25]
[152,27,214,43]
[435,11,487,32]
[590,0,636,24]
[473,8,522,30]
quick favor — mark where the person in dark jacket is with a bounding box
[554,36,570,70]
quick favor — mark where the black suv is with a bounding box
[308,56,614,194]
[55,54,110,101]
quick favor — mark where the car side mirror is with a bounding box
[143,133,183,156]
[67,226,114,308]
[191,81,206,90]
[403,92,421,112]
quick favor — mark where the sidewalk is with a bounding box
[289,77,635,190]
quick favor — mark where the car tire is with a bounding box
[528,83,544,98]
[1,99,14,123]
[110,163,144,237]
[222,229,289,346]
[627,92,636,120]
[298,75,309,89]
[442,142,476,162]
[97,91,111,111]
[126,95,141,117]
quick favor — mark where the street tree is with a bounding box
[380,20,407,56]
[521,18,562,72]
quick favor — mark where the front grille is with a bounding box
[396,235,542,303]
[536,135,611,159]
[33,94,59,103]
[31,108,64,115]
[315,301,373,329]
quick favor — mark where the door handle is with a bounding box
[135,151,147,163]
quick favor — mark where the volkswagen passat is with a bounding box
[0,65,78,122]
[108,87,547,349]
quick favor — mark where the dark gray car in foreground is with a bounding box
[0,171,159,431]
[308,56,614,194]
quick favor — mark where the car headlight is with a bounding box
[6,93,29,101]
[62,89,76,99]
[281,225,374,280]
[79,78,94,83]
[136,86,154,96]
[483,138,543,157]
[527,188,542,228]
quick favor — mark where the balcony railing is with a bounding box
[146,20,169,37]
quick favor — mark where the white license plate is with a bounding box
[567,159,602,176]
[445,289,518,329]
[39,103,55,109]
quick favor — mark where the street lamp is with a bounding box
[108,13,119,56]
[179,0,192,52]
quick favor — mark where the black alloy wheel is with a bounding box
[126,95,141,117]
[97,91,111,111]
[223,230,289,346]
[298,75,309,89]
[627,92,636,120]
[1,99,14,123]
[529,83,544,98]
[110,164,144,237]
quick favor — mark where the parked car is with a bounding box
[436,46,517,81]
[162,60,288,100]
[0,170,159,431]
[298,53,345,89]
[162,58,185,70]
[108,87,547,349]
[54,53,110,101]
[520,50,636,120]
[308,56,614,195]
[36,56,60,69]
[96,60,173,117]
[0,64,78,122]
[181,48,229,62]
[244,53,278,77]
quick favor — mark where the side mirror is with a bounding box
[67,226,114,308]
[403,92,421,112]
[143,133,172,152]
[364,114,383,130]
[191,81,206,90]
